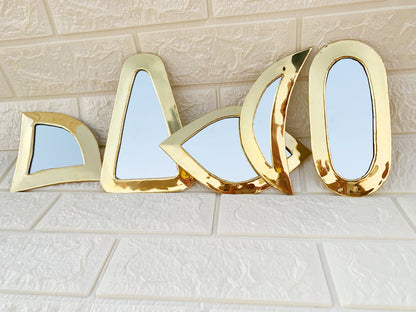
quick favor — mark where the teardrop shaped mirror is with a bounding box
[325,58,374,180]
[161,106,310,194]
[101,54,193,193]
[309,40,391,196]
[11,112,101,192]
[161,106,268,194]
[29,124,84,174]
[182,117,258,183]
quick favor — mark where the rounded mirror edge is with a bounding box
[309,40,391,197]
[101,53,193,193]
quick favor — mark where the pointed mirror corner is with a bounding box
[240,48,312,194]
[10,112,101,192]
[101,53,193,193]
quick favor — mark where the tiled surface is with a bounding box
[97,238,331,306]
[0,1,415,311]
[218,195,415,238]
[36,193,216,235]
[324,241,416,308]
[0,234,114,296]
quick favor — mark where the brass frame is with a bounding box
[10,112,101,192]
[309,40,391,196]
[240,49,312,195]
[101,54,193,193]
[160,106,310,194]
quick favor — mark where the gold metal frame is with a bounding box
[160,106,310,194]
[101,53,193,193]
[309,40,391,196]
[240,49,312,195]
[10,112,101,192]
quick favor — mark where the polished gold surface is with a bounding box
[240,49,312,195]
[160,106,310,194]
[10,112,101,192]
[101,53,193,193]
[309,40,391,196]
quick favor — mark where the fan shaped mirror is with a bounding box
[309,40,391,196]
[10,112,101,192]
[101,54,193,193]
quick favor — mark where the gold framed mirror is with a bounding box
[309,40,391,196]
[160,106,310,194]
[10,112,101,192]
[101,53,193,193]
[240,49,311,195]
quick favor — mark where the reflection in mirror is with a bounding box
[115,70,178,179]
[253,77,291,161]
[29,125,83,174]
[325,58,373,180]
[182,117,258,183]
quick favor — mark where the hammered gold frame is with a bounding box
[309,40,391,197]
[10,112,101,192]
[240,49,311,195]
[101,53,193,193]
[160,106,310,194]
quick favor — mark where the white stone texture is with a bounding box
[139,20,297,86]
[397,197,416,227]
[36,193,215,235]
[324,241,416,308]
[173,85,217,126]
[0,72,13,98]
[389,71,416,134]
[0,234,114,296]
[0,36,137,96]
[89,303,200,312]
[212,0,377,17]
[302,8,416,71]
[0,0,52,41]
[0,98,79,150]
[46,0,208,34]
[218,195,414,238]
[97,238,331,306]
[0,193,58,230]
[0,299,88,311]
[0,151,16,183]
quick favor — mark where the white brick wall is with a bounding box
[0,0,415,311]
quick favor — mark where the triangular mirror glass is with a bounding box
[101,54,193,193]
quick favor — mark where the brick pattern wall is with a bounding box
[0,0,416,311]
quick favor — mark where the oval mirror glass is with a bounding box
[29,124,83,174]
[115,70,178,179]
[182,117,258,183]
[325,58,374,180]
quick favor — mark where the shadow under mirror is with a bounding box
[182,117,258,183]
[325,58,374,180]
[29,124,84,174]
[115,70,178,180]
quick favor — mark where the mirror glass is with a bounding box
[325,58,374,179]
[116,70,178,179]
[182,117,258,182]
[29,125,83,174]
[253,76,291,162]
